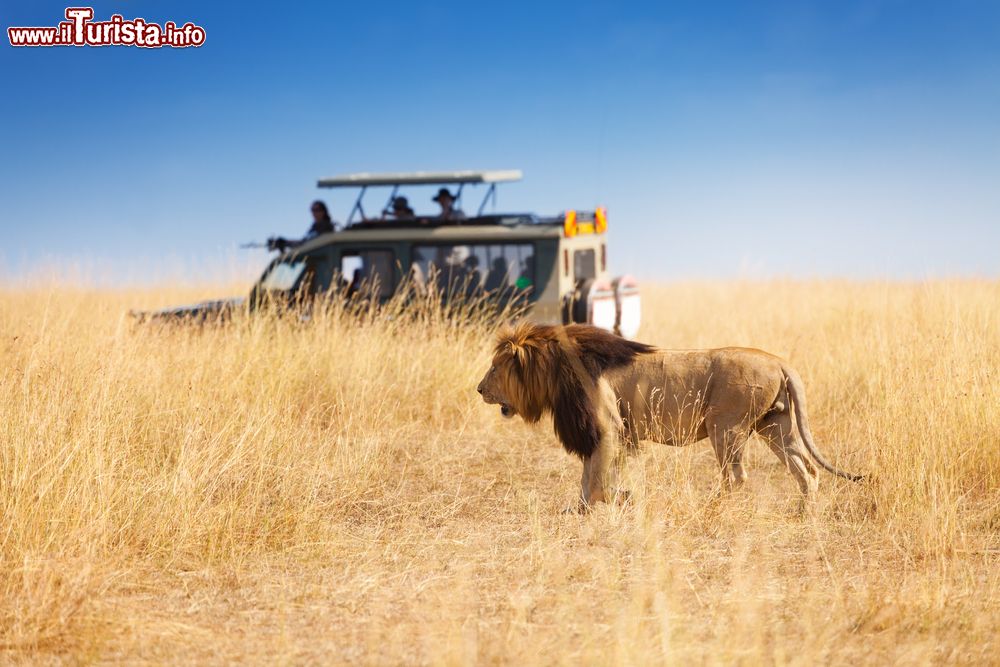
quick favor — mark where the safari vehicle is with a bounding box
[138,170,641,337]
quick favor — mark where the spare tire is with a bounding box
[611,275,641,339]
[563,278,616,332]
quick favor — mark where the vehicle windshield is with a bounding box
[260,259,307,291]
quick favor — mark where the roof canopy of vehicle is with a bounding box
[317,169,522,188]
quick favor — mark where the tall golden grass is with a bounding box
[1,280,998,664]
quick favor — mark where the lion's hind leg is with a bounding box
[706,415,751,493]
[754,407,819,500]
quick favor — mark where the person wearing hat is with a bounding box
[384,196,415,220]
[432,188,466,221]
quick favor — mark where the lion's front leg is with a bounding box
[580,429,624,511]
[578,446,613,511]
[573,455,595,512]
[573,380,627,514]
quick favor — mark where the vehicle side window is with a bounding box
[574,248,596,281]
[341,249,395,298]
[411,243,534,296]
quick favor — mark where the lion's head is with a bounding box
[477,323,655,458]
[476,322,556,422]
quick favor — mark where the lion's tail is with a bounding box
[782,364,865,483]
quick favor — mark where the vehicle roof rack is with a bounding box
[317,170,522,188]
[344,214,540,230]
[318,170,523,223]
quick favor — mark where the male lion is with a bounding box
[476,323,863,511]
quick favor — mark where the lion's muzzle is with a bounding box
[477,376,515,418]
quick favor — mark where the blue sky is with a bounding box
[2,1,998,282]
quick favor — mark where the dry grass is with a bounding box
[1,280,998,665]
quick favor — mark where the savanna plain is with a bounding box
[1,280,998,665]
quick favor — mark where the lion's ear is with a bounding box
[511,342,531,369]
[497,322,553,374]
[504,337,534,369]
[509,337,557,376]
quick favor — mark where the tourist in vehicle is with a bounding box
[346,269,362,299]
[463,254,483,296]
[384,196,415,219]
[432,188,466,221]
[484,257,509,292]
[268,200,338,252]
[517,255,535,290]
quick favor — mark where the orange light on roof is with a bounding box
[563,210,578,237]
[595,206,607,233]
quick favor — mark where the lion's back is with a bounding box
[709,346,786,369]
[606,347,787,419]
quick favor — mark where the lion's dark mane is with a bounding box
[498,324,655,458]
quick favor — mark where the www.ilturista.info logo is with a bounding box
[8,7,206,48]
